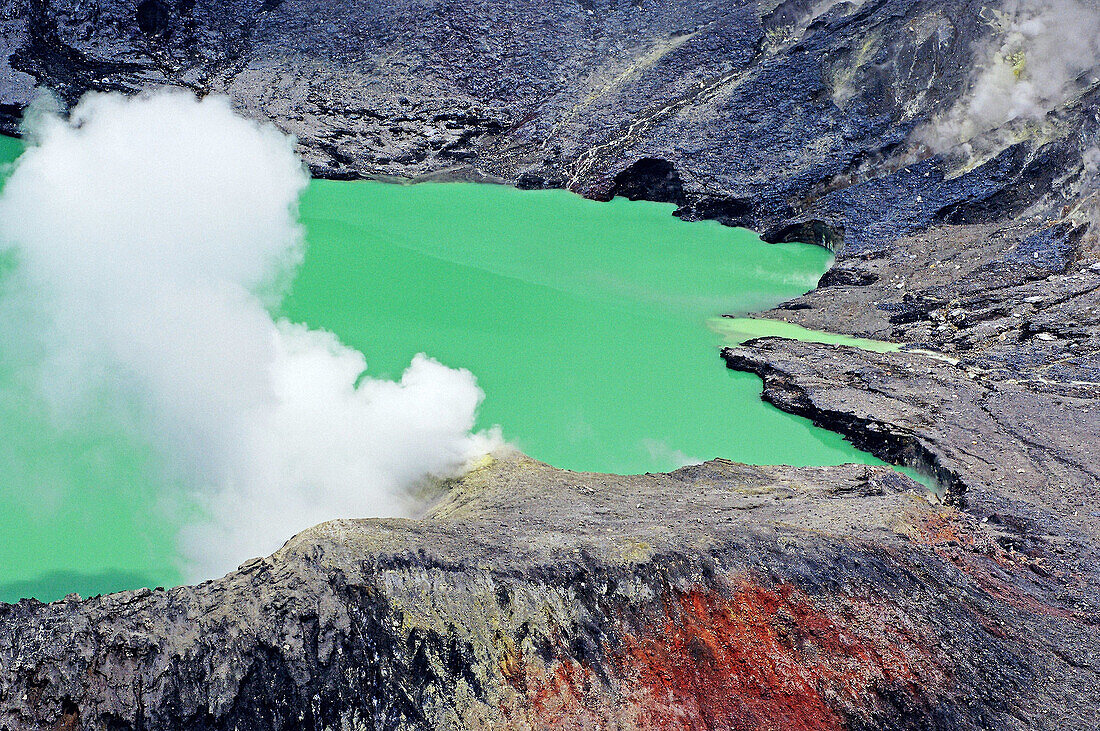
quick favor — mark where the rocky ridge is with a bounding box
[4,457,1095,729]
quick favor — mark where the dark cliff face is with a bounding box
[2,0,1100,728]
[0,0,1017,233]
[5,0,1095,254]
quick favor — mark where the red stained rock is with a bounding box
[613,582,942,730]
[508,578,945,730]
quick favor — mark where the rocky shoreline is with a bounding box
[2,0,1099,727]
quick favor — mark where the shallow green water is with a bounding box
[712,317,901,352]
[0,136,895,602]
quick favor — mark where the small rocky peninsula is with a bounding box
[2,0,1099,728]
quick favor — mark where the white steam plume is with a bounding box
[0,91,499,580]
[917,0,1100,157]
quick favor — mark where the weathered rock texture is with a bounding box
[2,0,1100,728]
[4,457,1095,730]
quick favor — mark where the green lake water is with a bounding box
[284,180,881,472]
[0,135,898,602]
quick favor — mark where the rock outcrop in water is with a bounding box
[2,0,1100,727]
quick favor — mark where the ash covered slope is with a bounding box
[3,0,1100,728]
[2,457,1092,729]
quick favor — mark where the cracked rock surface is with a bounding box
[2,0,1100,728]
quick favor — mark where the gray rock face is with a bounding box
[724,340,1100,607]
[3,457,1095,729]
[2,0,1100,728]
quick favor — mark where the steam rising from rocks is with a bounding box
[0,91,499,580]
[917,0,1100,157]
